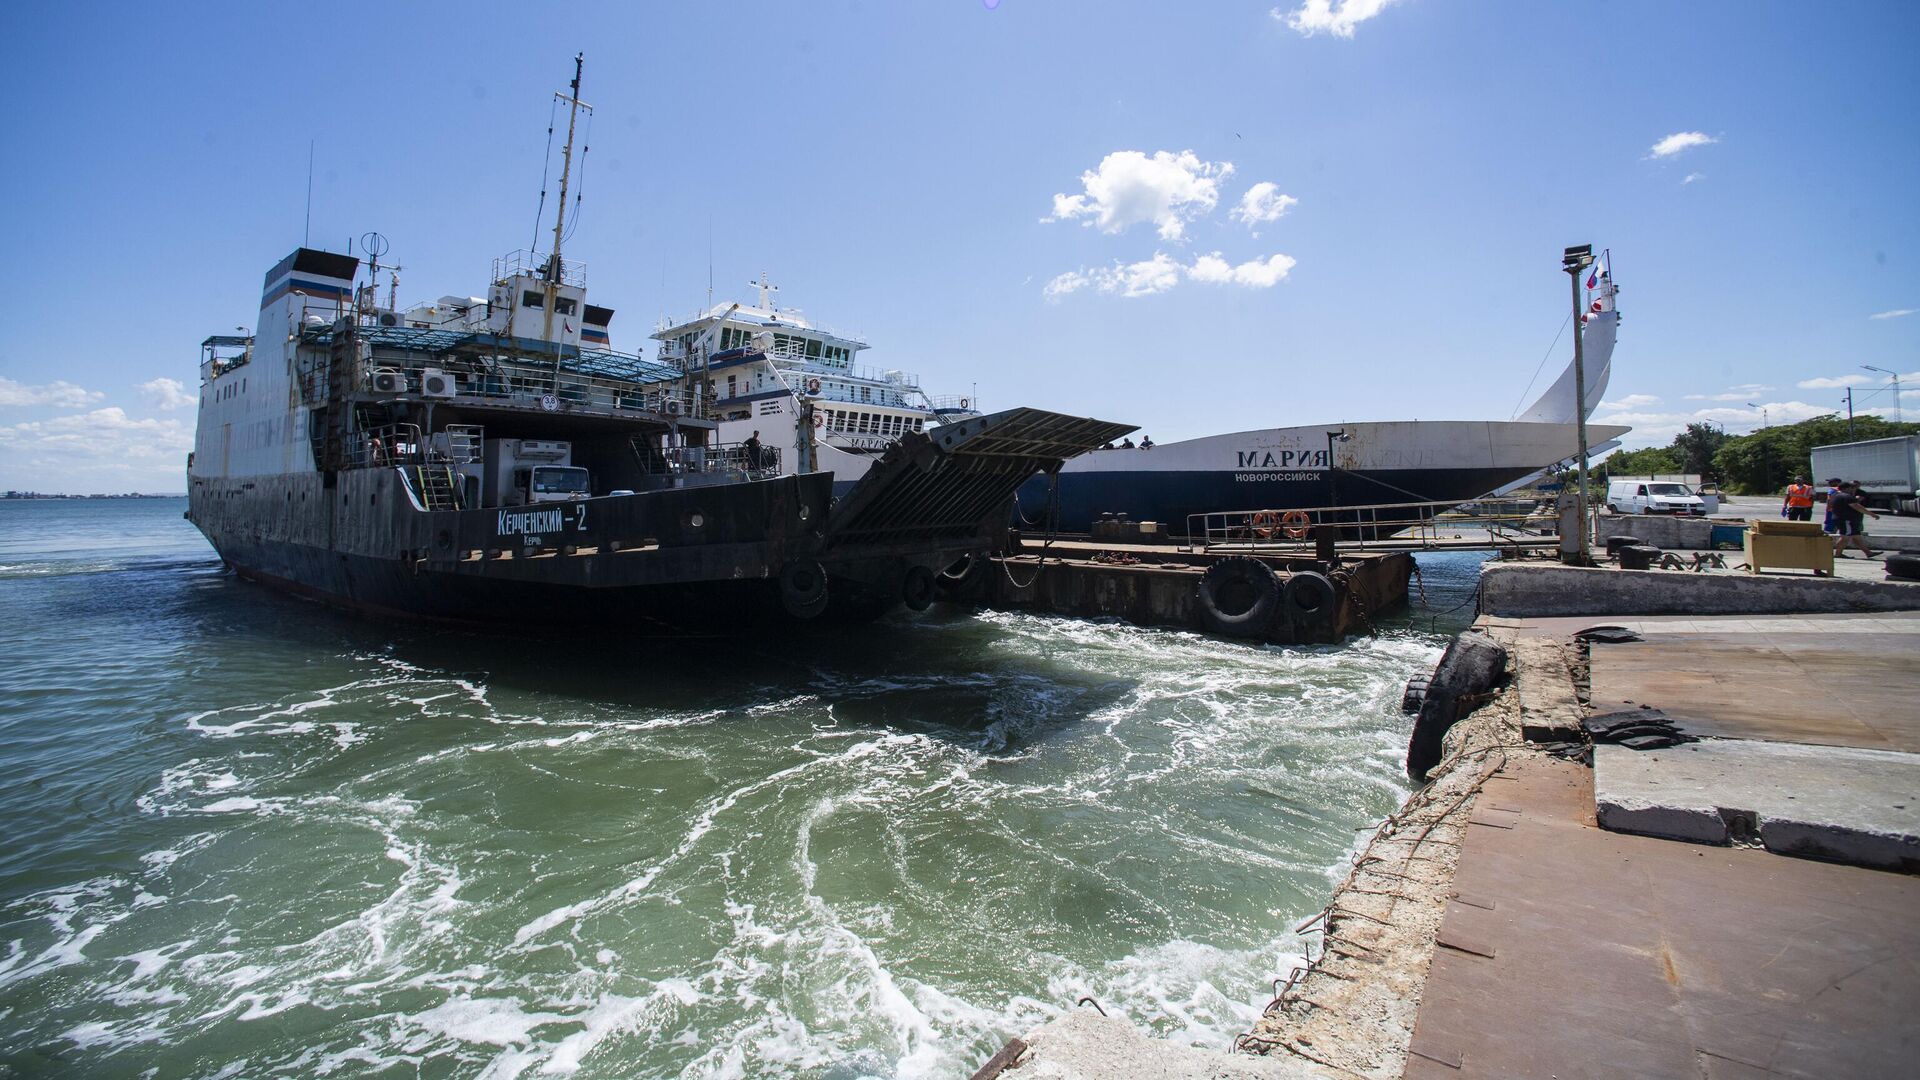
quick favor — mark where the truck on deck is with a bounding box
[1810,435,1920,516]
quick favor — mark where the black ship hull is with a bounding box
[188,469,832,625]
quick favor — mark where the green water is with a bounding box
[0,499,1479,1077]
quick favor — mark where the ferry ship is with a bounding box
[184,59,1125,624]
[1015,264,1632,533]
[652,278,982,497]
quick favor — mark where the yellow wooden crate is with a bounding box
[1745,530,1833,575]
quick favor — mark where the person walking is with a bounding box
[743,430,763,471]
[1781,475,1815,521]
[1829,481,1880,559]
[1821,478,1842,534]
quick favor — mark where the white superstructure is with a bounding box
[653,277,979,492]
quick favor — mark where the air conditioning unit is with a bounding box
[370,369,407,394]
[376,310,403,328]
[420,368,458,398]
[663,398,682,416]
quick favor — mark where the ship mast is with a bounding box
[544,53,589,346]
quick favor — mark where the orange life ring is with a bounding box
[1281,510,1312,539]
[1250,510,1278,539]
[806,378,821,394]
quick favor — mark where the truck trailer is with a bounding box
[1810,435,1920,515]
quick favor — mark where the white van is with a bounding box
[1606,479,1707,515]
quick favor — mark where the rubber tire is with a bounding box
[1283,571,1337,626]
[901,565,937,611]
[1195,556,1281,638]
[1886,552,1920,581]
[780,560,829,619]
[1401,675,1431,715]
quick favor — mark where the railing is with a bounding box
[924,394,980,414]
[632,440,783,483]
[352,423,426,469]
[491,249,585,287]
[1182,498,1560,554]
[363,356,698,418]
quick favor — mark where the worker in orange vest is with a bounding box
[1782,475,1815,522]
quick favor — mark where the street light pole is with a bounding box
[1862,365,1903,424]
[1325,429,1350,509]
[1561,245,1595,565]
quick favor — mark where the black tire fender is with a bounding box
[1194,556,1281,638]
[1283,571,1337,625]
[780,559,829,619]
[901,565,937,611]
[1885,552,1920,581]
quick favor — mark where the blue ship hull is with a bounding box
[1014,466,1526,535]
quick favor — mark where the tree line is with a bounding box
[1597,414,1919,494]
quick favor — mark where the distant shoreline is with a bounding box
[0,493,185,500]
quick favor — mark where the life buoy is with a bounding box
[812,412,825,428]
[1194,556,1280,638]
[1250,510,1278,539]
[806,378,821,394]
[959,398,969,409]
[1281,510,1312,540]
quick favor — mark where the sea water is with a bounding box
[0,498,1486,1078]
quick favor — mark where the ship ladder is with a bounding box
[416,466,461,512]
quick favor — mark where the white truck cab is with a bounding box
[513,465,591,504]
[1607,479,1706,515]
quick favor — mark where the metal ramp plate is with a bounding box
[824,408,1135,548]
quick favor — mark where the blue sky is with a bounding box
[2,0,1916,492]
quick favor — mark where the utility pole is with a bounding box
[1845,388,1855,438]
[1561,245,1595,565]
[1862,365,1903,424]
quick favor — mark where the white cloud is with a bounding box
[1274,0,1401,38]
[1594,400,1831,447]
[1042,270,1091,301]
[1649,131,1716,159]
[1045,150,1234,241]
[0,377,102,409]
[0,407,194,492]
[1797,375,1873,390]
[1682,172,1704,185]
[1601,394,1662,409]
[1229,182,1298,233]
[1045,251,1296,301]
[140,377,196,411]
[1869,308,1915,320]
[1682,383,1773,402]
[1103,253,1185,298]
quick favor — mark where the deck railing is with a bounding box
[633,441,783,483]
[362,355,698,419]
[1182,498,1558,554]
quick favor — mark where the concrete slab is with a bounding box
[1405,755,1920,1080]
[998,1010,1324,1079]
[1479,562,1920,619]
[1589,630,1920,753]
[1593,740,1920,871]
